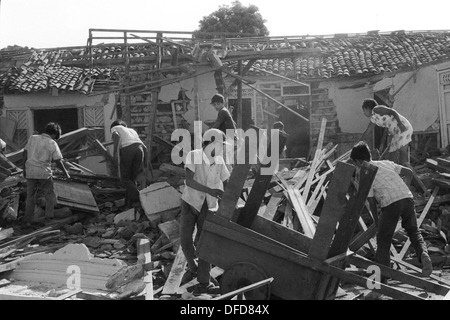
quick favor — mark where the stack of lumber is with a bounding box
[242,118,337,239]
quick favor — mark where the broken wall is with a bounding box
[158,65,222,134]
[321,63,441,135]
[3,92,116,146]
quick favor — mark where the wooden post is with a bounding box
[194,70,200,121]
[226,59,256,94]
[137,239,153,300]
[236,131,288,227]
[146,32,163,168]
[307,161,355,261]
[217,139,251,220]
[315,161,378,300]
[221,69,309,122]
[123,31,131,125]
[237,60,243,129]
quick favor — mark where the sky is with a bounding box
[0,0,450,49]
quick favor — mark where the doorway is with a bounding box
[229,98,252,130]
[33,108,78,135]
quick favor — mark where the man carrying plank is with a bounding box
[348,141,432,280]
[180,129,230,295]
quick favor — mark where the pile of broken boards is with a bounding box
[0,136,193,300]
[1,123,450,300]
[239,147,450,300]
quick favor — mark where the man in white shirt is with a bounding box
[23,122,70,223]
[111,120,148,212]
[180,129,230,295]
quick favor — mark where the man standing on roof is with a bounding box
[361,98,413,166]
[210,93,238,170]
[210,93,237,136]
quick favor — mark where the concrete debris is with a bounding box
[2,132,450,300]
[139,182,181,217]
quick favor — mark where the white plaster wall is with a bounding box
[4,91,115,140]
[389,66,439,132]
[320,80,374,133]
[158,66,224,133]
[321,63,442,134]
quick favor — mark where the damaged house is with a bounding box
[2,29,450,300]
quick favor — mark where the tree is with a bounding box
[194,1,269,39]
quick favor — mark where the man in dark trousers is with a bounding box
[349,141,432,280]
[210,93,237,136]
[111,120,148,212]
[23,122,70,224]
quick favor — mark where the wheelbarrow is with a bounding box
[197,157,450,300]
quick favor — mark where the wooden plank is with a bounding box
[158,220,180,243]
[426,158,450,174]
[0,226,53,249]
[55,289,83,300]
[406,163,429,195]
[259,193,283,221]
[159,163,186,177]
[358,217,377,254]
[0,293,54,300]
[349,221,377,253]
[328,162,378,258]
[213,277,274,300]
[92,139,117,176]
[161,245,186,295]
[250,215,312,254]
[397,186,439,260]
[321,262,424,300]
[177,266,223,294]
[236,131,287,227]
[287,187,315,238]
[0,259,21,273]
[217,141,251,220]
[222,69,309,122]
[392,258,450,287]
[227,59,256,93]
[54,180,99,213]
[437,157,450,167]
[306,174,327,212]
[307,162,355,260]
[302,118,327,202]
[349,255,450,296]
[282,202,294,229]
[315,162,378,300]
[308,180,329,215]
